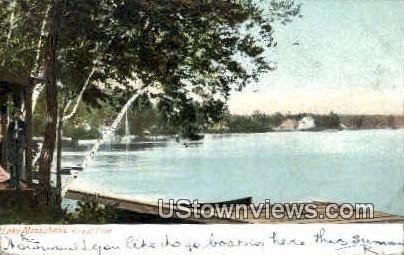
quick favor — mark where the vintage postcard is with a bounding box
[0,0,403,254]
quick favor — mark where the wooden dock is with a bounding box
[66,189,242,224]
[65,189,404,224]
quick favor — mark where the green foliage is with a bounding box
[0,0,47,76]
[313,112,340,129]
[0,206,65,224]
[223,111,285,133]
[57,0,301,129]
[2,0,301,133]
[0,200,118,224]
[62,105,104,139]
[63,199,118,224]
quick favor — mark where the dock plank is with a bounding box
[65,189,404,224]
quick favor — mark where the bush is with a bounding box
[63,199,118,224]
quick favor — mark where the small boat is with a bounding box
[176,132,205,144]
[63,165,84,171]
[186,133,205,141]
[51,165,84,175]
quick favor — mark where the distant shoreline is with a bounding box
[32,113,403,141]
[49,128,403,148]
[206,113,404,134]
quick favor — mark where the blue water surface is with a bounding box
[64,129,404,216]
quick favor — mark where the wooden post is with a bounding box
[0,97,8,168]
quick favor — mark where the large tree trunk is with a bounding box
[37,0,63,206]
[55,98,66,210]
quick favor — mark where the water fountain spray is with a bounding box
[61,89,143,194]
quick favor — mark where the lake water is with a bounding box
[64,129,404,216]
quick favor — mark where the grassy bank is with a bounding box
[0,200,118,225]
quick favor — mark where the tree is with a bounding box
[56,0,301,129]
[37,0,63,206]
[0,1,47,76]
[1,0,301,209]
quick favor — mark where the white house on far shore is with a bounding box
[297,116,316,130]
[274,119,298,131]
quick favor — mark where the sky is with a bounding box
[228,0,404,115]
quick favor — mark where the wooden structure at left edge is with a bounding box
[0,73,35,210]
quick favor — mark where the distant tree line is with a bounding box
[221,111,341,133]
[340,114,401,130]
[33,106,347,139]
[32,100,402,140]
